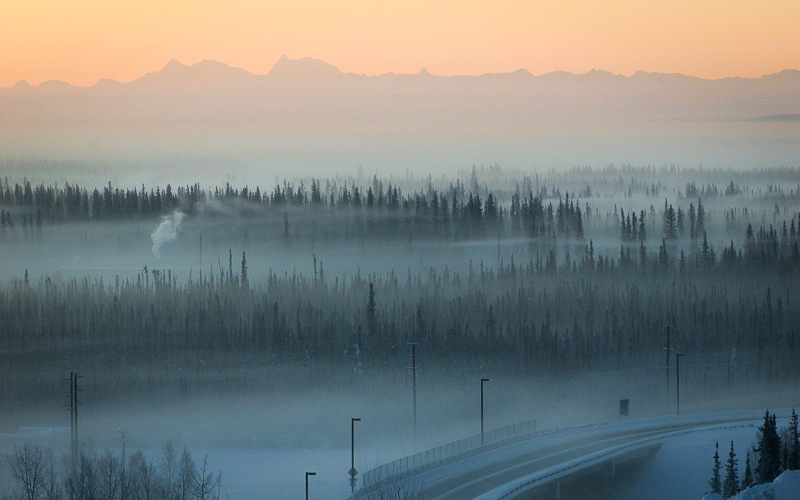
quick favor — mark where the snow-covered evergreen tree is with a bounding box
[723,441,738,498]
[789,409,799,470]
[756,410,783,484]
[743,452,754,490]
[710,441,722,494]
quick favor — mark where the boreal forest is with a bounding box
[1,165,798,399]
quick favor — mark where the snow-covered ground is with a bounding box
[1,381,794,500]
[613,425,757,499]
[615,414,794,500]
[0,426,398,499]
[702,470,800,500]
[0,414,783,500]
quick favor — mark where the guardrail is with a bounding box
[356,419,540,496]
[355,419,611,498]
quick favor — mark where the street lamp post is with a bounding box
[305,471,316,500]
[408,342,418,450]
[349,417,361,492]
[676,353,684,415]
[481,378,489,444]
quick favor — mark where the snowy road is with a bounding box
[355,412,765,500]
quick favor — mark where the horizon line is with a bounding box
[5,55,799,89]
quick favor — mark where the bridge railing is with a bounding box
[358,419,543,495]
[486,422,755,500]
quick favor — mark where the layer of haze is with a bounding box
[1,169,798,498]
[2,0,798,87]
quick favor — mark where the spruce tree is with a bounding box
[663,201,678,240]
[701,231,712,264]
[756,410,782,484]
[743,452,754,490]
[769,412,782,477]
[790,409,799,470]
[240,251,248,289]
[638,210,647,243]
[723,441,738,498]
[366,282,377,337]
[697,198,706,235]
[658,239,669,268]
[783,442,789,472]
[639,241,647,270]
[710,441,722,494]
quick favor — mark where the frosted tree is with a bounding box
[192,455,222,500]
[742,452,754,490]
[756,411,782,484]
[662,200,677,240]
[11,442,44,500]
[710,441,722,494]
[789,409,799,470]
[722,441,738,498]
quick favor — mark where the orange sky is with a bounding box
[2,0,798,87]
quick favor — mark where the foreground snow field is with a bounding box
[1,412,793,499]
[614,424,758,500]
[702,470,800,500]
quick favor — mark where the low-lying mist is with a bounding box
[2,118,799,188]
[2,364,797,498]
[1,166,799,498]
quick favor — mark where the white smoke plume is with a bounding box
[150,211,184,258]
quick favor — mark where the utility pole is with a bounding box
[497,232,501,271]
[348,418,361,493]
[676,353,684,415]
[119,429,128,478]
[74,372,79,457]
[408,342,418,450]
[481,378,489,444]
[69,372,81,458]
[665,325,670,406]
[67,372,75,458]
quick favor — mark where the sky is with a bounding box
[1,0,798,87]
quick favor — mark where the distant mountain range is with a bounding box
[2,56,799,124]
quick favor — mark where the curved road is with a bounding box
[359,412,764,500]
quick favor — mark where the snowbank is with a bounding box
[701,470,800,500]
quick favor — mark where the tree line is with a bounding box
[1,219,798,401]
[1,169,797,245]
[2,440,221,500]
[707,409,799,499]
